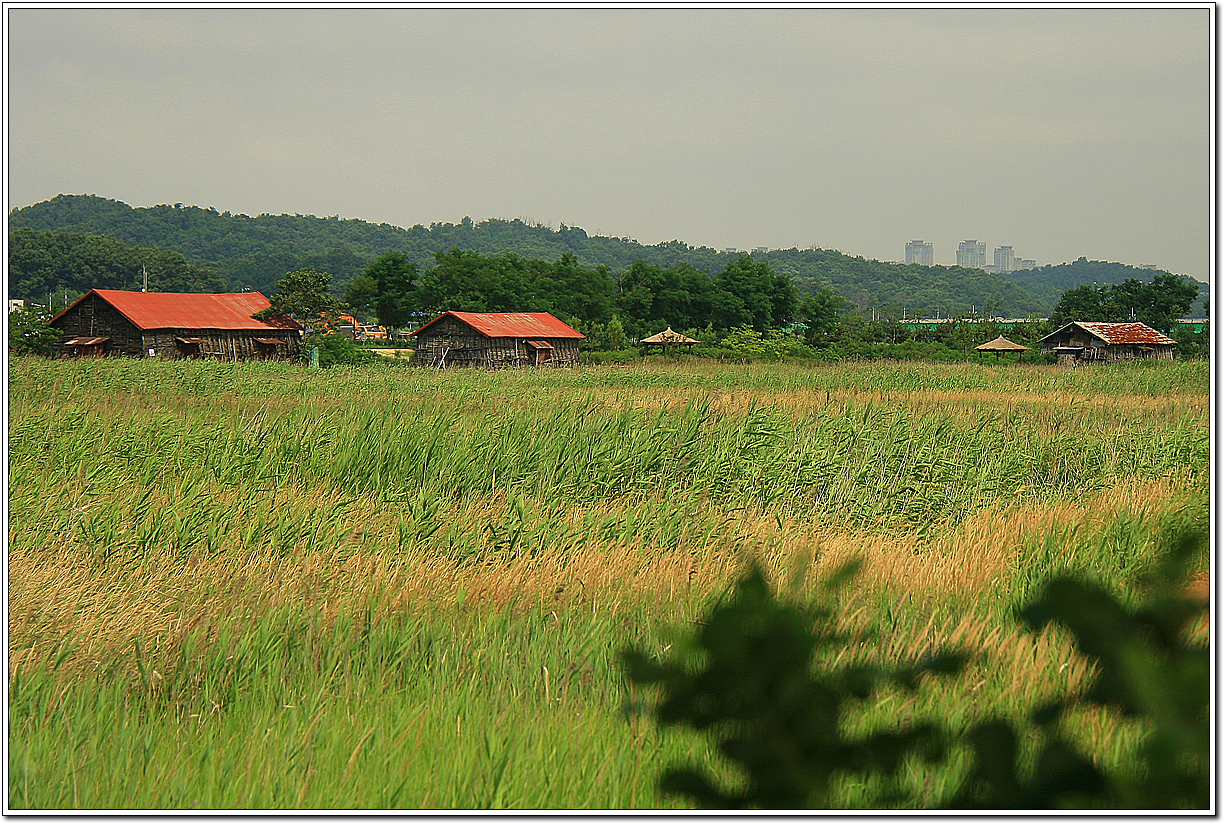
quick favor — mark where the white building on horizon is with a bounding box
[956,240,987,269]
[905,240,934,266]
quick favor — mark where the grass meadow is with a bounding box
[6,356,1210,809]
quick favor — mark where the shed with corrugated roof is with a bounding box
[49,289,302,360]
[408,311,585,368]
[1037,321,1175,366]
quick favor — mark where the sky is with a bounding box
[4,6,1213,283]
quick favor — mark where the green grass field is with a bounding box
[7,357,1209,809]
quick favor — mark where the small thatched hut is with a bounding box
[975,335,1029,363]
[641,327,699,353]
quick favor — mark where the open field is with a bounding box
[7,357,1210,809]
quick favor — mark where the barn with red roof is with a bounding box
[1037,321,1176,366]
[409,311,584,368]
[49,289,303,360]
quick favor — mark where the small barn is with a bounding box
[409,311,584,368]
[50,289,302,360]
[1037,321,1176,367]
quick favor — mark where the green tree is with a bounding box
[7,227,226,300]
[714,254,797,331]
[418,248,534,315]
[1050,274,1199,332]
[1169,321,1209,359]
[622,562,962,808]
[528,253,615,324]
[1137,272,1200,331]
[365,251,419,329]
[342,275,378,319]
[581,314,628,351]
[1049,284,1107,327]
[13,194,1079,318]
[7,306,60,356]
[797,288,845,344]
[616,260,719,335]
[254,267,342,326]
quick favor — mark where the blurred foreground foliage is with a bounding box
[623,525,1209,810]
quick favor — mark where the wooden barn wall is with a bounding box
[50,295,300,360]
[51,295,143,356]
[144,330,301,361]
[413,317,581,368]
[1042,329,1175,364]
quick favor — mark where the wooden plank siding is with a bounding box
[52,292,301,361]
[1041,331,1174,365]
[412,314,581,368]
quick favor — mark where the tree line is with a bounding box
[282,248,806,339]
[18,193,1187,317]
[8,217,1208,362]
[1049,273,1202,333]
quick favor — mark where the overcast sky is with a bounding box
[5,6,1212,282]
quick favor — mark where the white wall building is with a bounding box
[905,240,934,266]
[956,240,988,269]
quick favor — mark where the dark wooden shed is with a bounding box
[50,289,303,361]
[409,311,584,368]
[1037,321,1175,367]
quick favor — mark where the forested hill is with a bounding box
[1008,258,1209,313]
[8,193,1188,317]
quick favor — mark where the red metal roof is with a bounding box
[52,290,303,331]
[1045,321,1176,346]
[409,311,584,339]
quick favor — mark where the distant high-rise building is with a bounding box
[1015,258,1036,270]
[956,240,988,269]
[994,245,1015,272]
[905,240,934,266]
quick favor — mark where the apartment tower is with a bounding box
[956,240,987,269]
[905,240,934,266]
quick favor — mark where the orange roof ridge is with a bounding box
[54,290,302,332]
[410,311,584,339]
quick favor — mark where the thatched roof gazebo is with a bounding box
[975,335,1029,363]
[641,327,699,353]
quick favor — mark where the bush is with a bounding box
[582,348,641,365]
[302,333,380,368]
[697,326,817,362]
[1169,322,1209,360]
[8,306,60,356]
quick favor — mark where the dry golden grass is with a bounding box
[9,475,1197,682]
[461,384,1207,432]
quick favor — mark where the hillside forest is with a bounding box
[7,194,1210,360]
